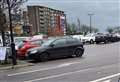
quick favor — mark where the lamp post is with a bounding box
[7,0,17,65]
[88,13,94,33]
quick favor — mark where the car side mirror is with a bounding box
[50,44,55,47]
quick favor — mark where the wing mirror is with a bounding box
[50,44,55,47]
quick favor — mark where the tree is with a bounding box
[113,26,120,33]
[92,27,99,33]
[0,7,7,46]
[71,23,77,34]
[0,0,27,65]
[80,24,90,35]
[80,24,99,35]
[66,23,77,35]
[66,23,72,35]
[106,27,114,33]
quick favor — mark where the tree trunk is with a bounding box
[1,30,6,46]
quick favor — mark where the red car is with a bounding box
[16,39,44,59]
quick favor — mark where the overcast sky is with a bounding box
[25,0,120,32]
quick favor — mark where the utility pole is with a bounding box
[88,13,94,33]
[77,18,80,33]
[7,0,17,65]
[64,14,67,35]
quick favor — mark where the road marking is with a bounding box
[58,62,75,67]
[90,73,120,82]
[24,68,94,82]
[103,80,110,82]
[8,62,80,77]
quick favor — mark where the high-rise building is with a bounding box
[27,6,66,36]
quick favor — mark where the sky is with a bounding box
[24,0,120,32]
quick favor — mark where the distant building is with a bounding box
[27,6,66,36]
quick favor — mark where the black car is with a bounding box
[26,37,84,61]
[105,34,120,42]
[95,33,107,44]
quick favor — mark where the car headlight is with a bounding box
[30,50,38,54]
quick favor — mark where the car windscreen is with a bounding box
[17,41,24,49]
[41,39,55,47]
[15,38,26,45]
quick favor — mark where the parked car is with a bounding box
[95,33,107,44]
[105,34,120,42]
[113,33,120,41]
[27,34,48,41]
[81,33,109,44]
[16,39,45,59]
[14,37,29,45]
[26,37,84,61]
[81,33,96,44]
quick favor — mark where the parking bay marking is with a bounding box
[24,73,120,82]
[8,62,80,77]
[90,73,120,82]
[8,62,119,77]
[24,67,95,82]
[103,80,110,82]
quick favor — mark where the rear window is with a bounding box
[18,42,24,49]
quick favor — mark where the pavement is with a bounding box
[0,42,120,82]
[0,60,34,70]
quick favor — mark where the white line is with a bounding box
[58,62,75,67]
[8,65,66,77]
[8,62,80,77]
[90,73,120,82]
[103,80,110,82]
[24,68,94,82]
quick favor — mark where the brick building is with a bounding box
[27,6,66,36]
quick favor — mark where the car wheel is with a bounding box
[74,48,84,57]
[104,40,108,44]
[96,41,100,44]
[39,52,49,62]
[90,39,94,44]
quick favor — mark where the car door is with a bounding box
[66,38,80,56]
[48,38,68,58]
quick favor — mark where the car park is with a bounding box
[26,37,84,61]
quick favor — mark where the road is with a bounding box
[0,42,120,82]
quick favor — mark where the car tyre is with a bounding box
[74,48,84,57]
[96,41,100,44]
[90,39,94,44]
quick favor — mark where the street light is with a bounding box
[88,13,94,33]
[6,0,17,65]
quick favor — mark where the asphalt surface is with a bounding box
[0,42,120,82]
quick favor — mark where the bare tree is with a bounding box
[106,27,114,34]
[0,0,27,65]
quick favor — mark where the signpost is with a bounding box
[0,47,6,60]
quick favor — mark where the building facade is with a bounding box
[27,6,66,36]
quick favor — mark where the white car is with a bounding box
[81,33,96,44]
[114,33,120,38]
